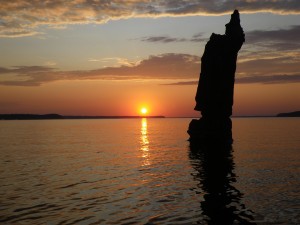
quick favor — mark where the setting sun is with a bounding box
[140,107,148,115]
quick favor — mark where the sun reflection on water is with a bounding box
[140,118,150,166]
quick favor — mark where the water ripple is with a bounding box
[0,119,299,224]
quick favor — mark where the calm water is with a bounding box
[0,118,299,224]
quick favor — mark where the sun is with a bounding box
[140,107,148,115]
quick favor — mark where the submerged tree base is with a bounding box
[187,117,233,144]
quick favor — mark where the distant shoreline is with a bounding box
[276,111,300,117]
[0,114,165,120]
[1,112,300,120]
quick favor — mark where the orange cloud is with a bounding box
[164,74,300,85]
[0,54,200,86]
[1,0,300,37]
[1,51,300,86]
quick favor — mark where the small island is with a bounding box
[277,111,300,117]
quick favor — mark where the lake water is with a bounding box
[0,118,299,224]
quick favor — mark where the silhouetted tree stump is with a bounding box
[188,10,245,143]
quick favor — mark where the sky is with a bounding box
[1,0,300,117]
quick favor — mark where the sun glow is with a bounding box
[140,107,148,115]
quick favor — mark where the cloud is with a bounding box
[246,25,300,50]
[0,54,200,86]
[139,33,206,43]
[0,66,61,86]
[140,36,188,43]
[163,81,198,85]
[0,66,55,74]
[163,74,300,85]
[1,51,300,86]
[151,0,300,15]
[44,61,57,66]
[236,74,300,84]
[138,25,300,52]
[237,55,300,76]
[0,30,42,38]
[88,57,138,66]
[235,26,300,76]
[190,33,207,42]
[1,0,300,37]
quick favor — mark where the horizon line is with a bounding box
[1,113,300,120]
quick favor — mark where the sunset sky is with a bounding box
[1,1,300,117]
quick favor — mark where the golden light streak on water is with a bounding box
[140,118,150,166]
